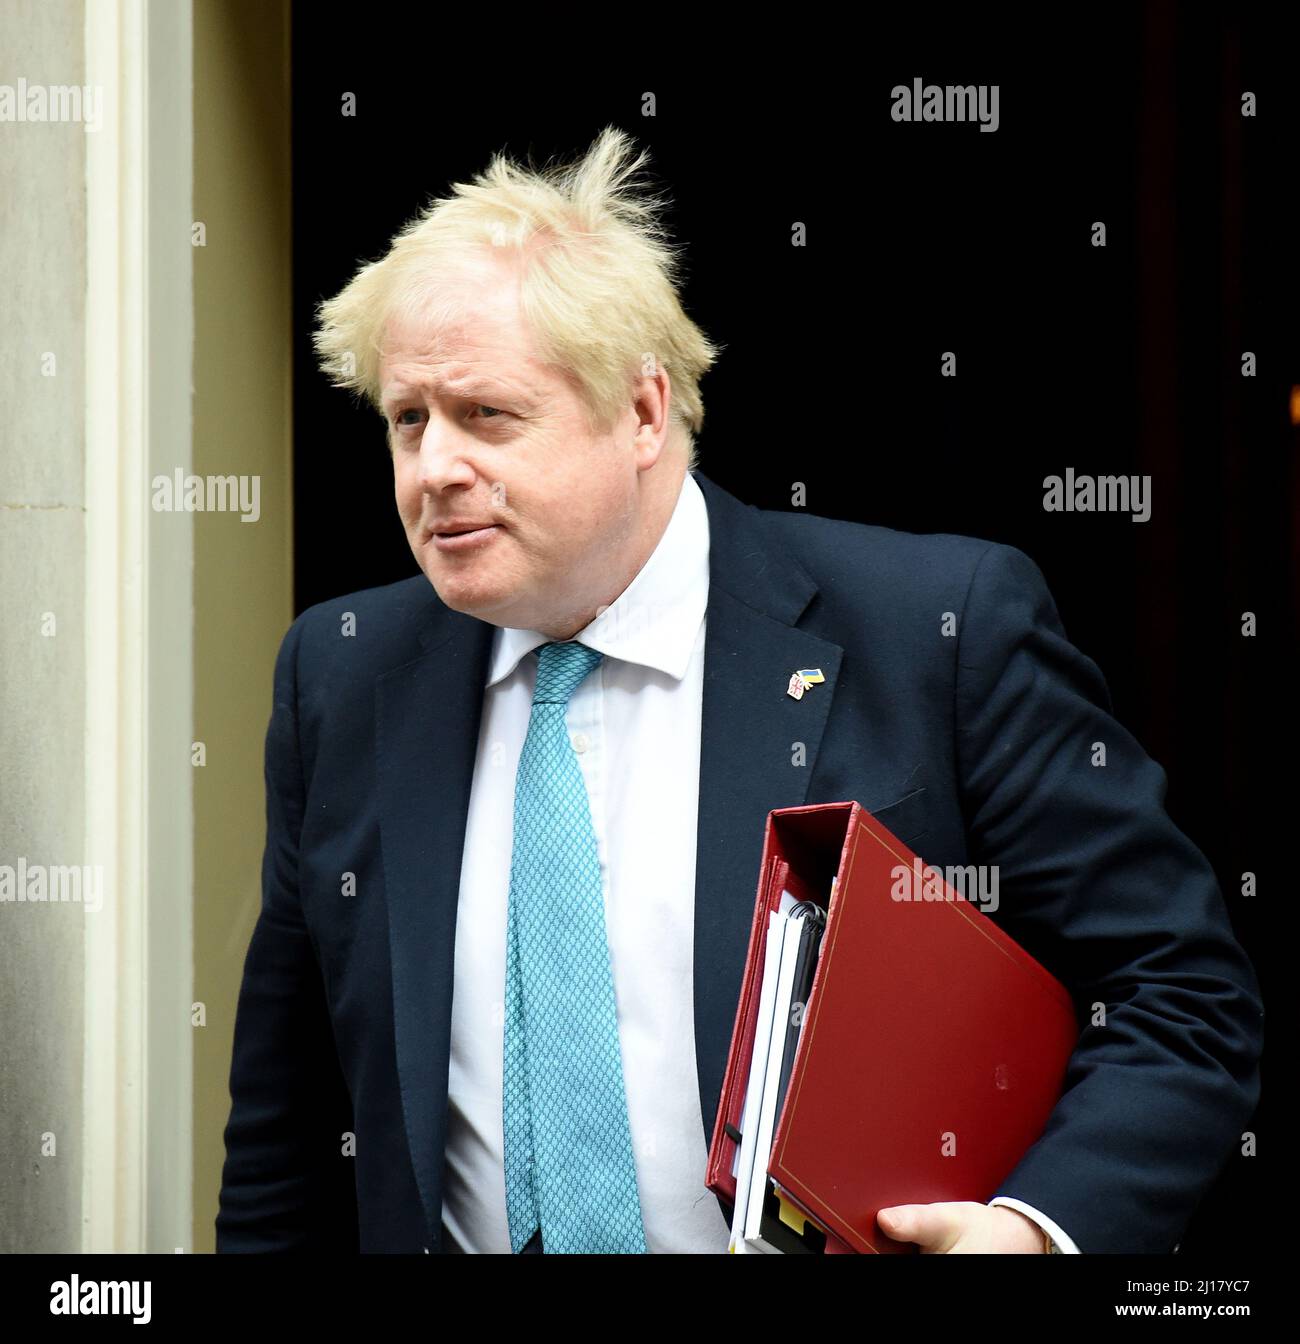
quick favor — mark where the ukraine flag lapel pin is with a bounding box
[786,668,826,700]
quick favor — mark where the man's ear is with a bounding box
[631,364,672,457]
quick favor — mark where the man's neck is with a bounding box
[535,463,687,641]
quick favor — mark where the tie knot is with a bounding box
[532,640,604,706]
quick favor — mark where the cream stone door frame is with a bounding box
[83,0,193,1253]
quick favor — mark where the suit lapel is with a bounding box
[689,472,842,1151]
[376,603,493,1250]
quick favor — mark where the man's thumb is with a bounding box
[877,1205,918,1240]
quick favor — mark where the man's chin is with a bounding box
[421,570,517,622]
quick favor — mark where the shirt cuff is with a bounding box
[988,1196,1081,1254]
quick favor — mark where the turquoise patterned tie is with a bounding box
[502,640,649,1254]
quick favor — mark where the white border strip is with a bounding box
[84,0,144,1254]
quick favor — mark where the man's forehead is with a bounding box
[380,295,542,390]
[378,337,550,405]
[381,358,526,393]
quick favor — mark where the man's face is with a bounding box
[380,252,663,637]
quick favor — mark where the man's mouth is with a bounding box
[427,522,503,551]
[427,517,500,536]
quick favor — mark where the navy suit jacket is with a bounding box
[215,470,1263,1254]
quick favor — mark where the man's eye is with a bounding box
[392,405,506,429]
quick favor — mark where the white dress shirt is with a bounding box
[439,470,1079,1254]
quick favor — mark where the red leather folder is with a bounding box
[705,801,1080,1254]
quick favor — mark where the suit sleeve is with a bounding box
[953,543,1263,1253]
[215,616,359,1251]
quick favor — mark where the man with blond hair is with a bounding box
[216,127,1262,1255]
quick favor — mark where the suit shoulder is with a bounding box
[753,502,1018,603]
[292,573,433,630]
[285,573,440,669]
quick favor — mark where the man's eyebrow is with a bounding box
[380,375,526,407]
[443,375,519,399]
[379,381,412,410]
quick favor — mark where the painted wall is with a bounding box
[190,0,293,1253]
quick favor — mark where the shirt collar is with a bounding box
[485,470,710,687]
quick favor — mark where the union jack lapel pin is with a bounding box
[786,668,826,700]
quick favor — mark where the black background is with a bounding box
[290,5,1294,1254]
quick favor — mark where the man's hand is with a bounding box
[877,1202,1047,1253]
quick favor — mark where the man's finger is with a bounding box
[877,1203,963,1252]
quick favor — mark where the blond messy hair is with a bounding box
[312,126,721,471]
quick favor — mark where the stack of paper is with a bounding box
[728,892,827,1253]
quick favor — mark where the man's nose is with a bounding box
[415,417,476,491]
